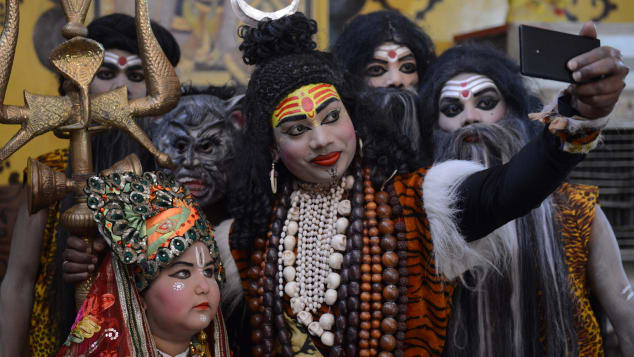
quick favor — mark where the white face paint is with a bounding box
[437,72,507,132]
[172,281,185,291]
[440,74,498,102]
[200,314,208,322]
[374,43,412,64]
[103,51,142,71]
[195,245,206,270]
[365,41,418,89]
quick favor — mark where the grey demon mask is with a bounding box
[152,94,243,209]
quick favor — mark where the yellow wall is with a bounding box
[0,1,68,184]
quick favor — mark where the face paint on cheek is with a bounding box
[272,83,341,128]
[172,281,185,291]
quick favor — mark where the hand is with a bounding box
[567,21,629,119]
[62,236,106,284]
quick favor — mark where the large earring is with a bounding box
[358,137,364,159]
[270,161,278,194]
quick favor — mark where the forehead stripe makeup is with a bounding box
[440,75,498,101]
[374,44,411,63]
[103,52,142,70]
[272,83,341,127]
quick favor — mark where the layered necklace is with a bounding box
[248,164,409,357]
[277,176,354,345]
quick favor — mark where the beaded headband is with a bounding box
[85,171,224,291]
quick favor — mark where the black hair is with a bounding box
[356,87,434,168]
[228,13,418,250]
[331,10,436,88]
[419,43,543,130]
[87,13,180,67]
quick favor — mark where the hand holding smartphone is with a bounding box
[519,25,600,83]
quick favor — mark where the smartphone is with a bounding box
[519,24,600,83]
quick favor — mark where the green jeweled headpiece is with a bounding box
[85,171,224,291]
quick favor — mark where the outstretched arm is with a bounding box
[0,191,48,356]
[588,206,634,356]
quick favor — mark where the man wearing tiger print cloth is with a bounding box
[223,4,628,356]
[422,43,634,357]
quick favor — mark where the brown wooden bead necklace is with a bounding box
[247,162,408,357]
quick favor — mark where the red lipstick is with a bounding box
[194,302,209,310]
[312,152,341,166]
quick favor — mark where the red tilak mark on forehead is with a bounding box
[388,50,397,58]
[460,82,467,87]
[301,97,314,113]
[462,90,469,98]
[118,57,127,66]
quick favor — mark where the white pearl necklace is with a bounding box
[277,176,354,346]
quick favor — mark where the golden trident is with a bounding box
[0,0,181,305]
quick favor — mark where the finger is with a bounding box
[64,248,98,265]
[62,261,95,274]
[63,272,90,284]
[93,237,106,253]
[573,77,626,97]
[572,55,626,83]
[568,46,621,72]
[66,235,89,251]
[578,21,597,38]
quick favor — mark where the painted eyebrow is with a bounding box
[473,87,499,97]
[99,62,118,70]
[367,58,388,65]
[125,65,144,72]
[397,54,415,61]
[276,114,307,127]
[316,97,338,113]
[171,261,194,267]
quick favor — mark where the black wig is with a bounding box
[87,13,180,67]
[228,13,420,250]
[331,10,436,88]
[419,43,543,130]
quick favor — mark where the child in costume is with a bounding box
[421,43,634,356]
[57,171,230,357]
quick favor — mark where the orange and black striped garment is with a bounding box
[233,168,456,357]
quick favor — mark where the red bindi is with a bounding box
[301,97,314,113]
[388,50,397,58]
[461,90,470,98]
[118,56,127,66]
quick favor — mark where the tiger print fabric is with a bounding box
[233,168,455,357]
[554,182,603,356]
[394,168,456,357]
[27,148,69,357]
